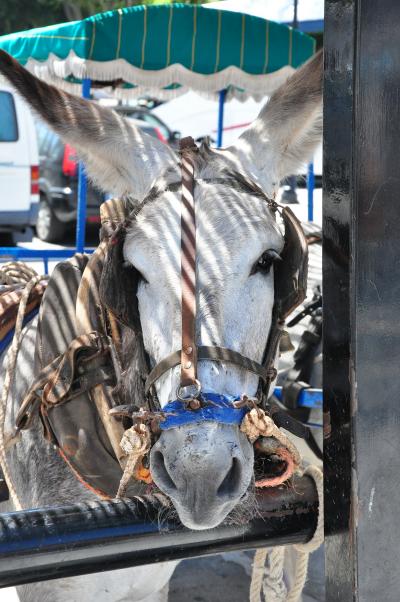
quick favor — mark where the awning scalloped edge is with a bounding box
[23,50,295,101]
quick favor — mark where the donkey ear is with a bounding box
[0,50,176,199]
[229,50,323,189]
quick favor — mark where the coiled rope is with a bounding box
[0,261,39,285]
[249,464,324,602]
[0,262,47,510]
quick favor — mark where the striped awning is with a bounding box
[0,4,316,100]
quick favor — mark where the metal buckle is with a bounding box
[176,380,202,406]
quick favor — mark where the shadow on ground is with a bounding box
[169,555,251,602]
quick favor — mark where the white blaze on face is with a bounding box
[123,173,284,406]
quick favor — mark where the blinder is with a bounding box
[99,223,142,332]
[274,206,308,320]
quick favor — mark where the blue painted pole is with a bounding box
[307,162,315,222]
[217,89,227,148]
[76,78,91,253]
[273,386,322,409]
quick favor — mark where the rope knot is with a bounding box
[240,408,275,443]
[120,423,150,456]
[116,424,152,497]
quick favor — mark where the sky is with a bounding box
[206,0,324,22]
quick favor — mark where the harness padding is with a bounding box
[33,202,145,498]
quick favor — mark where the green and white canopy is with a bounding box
[0,3,315,100]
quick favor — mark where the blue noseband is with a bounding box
[159,392,248,430]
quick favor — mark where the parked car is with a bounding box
[34,119,103,242]
[35,116,167,243]
[0,85,39,235]
[115,106,181,148]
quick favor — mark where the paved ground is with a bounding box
[170,554,252,602]
[1,188,323,602]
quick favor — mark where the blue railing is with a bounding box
[307,162,315,222]
[0,248,94,274]
[273,386,322,409]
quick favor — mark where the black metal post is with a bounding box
[0,477,317,588]
[324,1,400,600]
[323,1,355,598]
[292,0,298,29]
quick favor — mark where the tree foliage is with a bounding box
[0,0,216,36]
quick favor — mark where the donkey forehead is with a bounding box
[124,180,284,265]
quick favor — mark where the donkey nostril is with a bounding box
[217,457,242,498]
[151,451,177,492]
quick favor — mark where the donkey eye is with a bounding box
[250,249,282,276]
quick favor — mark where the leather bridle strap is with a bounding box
[144,346,277,396]
[179,137,199,395]
[148,137,281,403]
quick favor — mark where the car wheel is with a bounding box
[36,199,66,243]
[0,232,13,246]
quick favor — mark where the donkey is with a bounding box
[0,48,322,601]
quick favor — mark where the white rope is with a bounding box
[249,465,324,602]
[0,261,38,285]
[263,548,287,602]
[285,465,324,602]
[116,423,152,498]
[250,549,268,602]
[0,265,46,510]
[293,465,324,554]
[241,408,301,466]
[250,547,288,602]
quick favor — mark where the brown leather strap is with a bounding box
[15,332,112,431]
[179,137,198,389]
[147,137,282,402]
[145,345,277,395]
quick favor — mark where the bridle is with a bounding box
[102,136,308,417]
[14,136,308,437]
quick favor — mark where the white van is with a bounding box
[0,84,39,234]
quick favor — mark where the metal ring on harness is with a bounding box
[176,379,201,404]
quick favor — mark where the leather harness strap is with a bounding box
[149,137,287,404]
[15,332,114,432]
[179,137,199,395]
[145,346,277,396]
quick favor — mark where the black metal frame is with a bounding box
[324,1,400,599]
[323,1,354,598]
[0,477,316,587]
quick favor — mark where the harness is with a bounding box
[100,137,308,412]
[6,137,310,499]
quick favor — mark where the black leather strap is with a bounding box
[144,345,277,395]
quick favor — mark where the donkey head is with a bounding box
[0,49,322,529]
